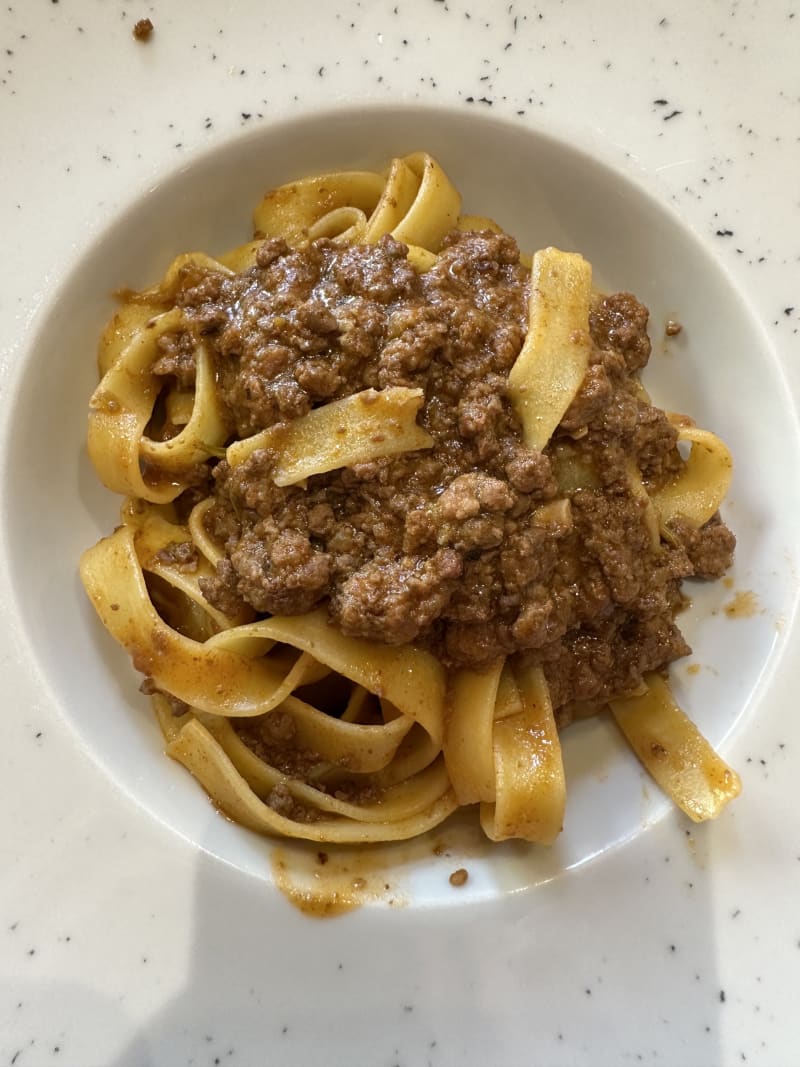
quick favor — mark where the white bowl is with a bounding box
[5,103,796,904]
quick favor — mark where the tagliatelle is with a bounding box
[610,673,741,821]
[650,422,734,530]
[81,152,740,849]
[227,387,434,486]
[508,247,594,452]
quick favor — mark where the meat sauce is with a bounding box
[152,230,734,714]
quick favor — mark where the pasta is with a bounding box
[80,152,740,846]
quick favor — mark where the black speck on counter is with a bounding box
[716,228,734,236]
[654,98,668,105]
[663,109,682,120]
[720,989,727,1003]
[784,307,795,315]
[241,112,251,119]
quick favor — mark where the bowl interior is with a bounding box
[4,104,797,904]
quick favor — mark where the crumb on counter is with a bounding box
[449,867,469,887]
[133,17,154,42]
[665,318,683,337]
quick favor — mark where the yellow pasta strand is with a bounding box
[167,718,457,843]
[444,662,503,805]
[386,152,462,252]
[650,424,733,529]
[89,307,228,503]
[508,247,593,451]
[253,170,386,245]
[480,663,566,844]
[236,612,447,745]
[227,387,433,486]
[610,672,741,822]
[80,525,308,717]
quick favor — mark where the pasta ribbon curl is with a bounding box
[253,152,461,255]
[444,661,566,844]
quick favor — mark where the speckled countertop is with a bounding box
[1,3,799,1066]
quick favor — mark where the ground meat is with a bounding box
[265,783,322,823]
[198,559,248,617]
[228,526,332,615]
[667,514,736,579]
[590,292,652,373]
[151,329,196,388]
[148,229,733,703]
[332,549,462,644]
[154,540,199,573]
[543,616,691,709]
[561,363,613,431]
[132,17,154,41]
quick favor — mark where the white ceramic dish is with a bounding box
[2,4,799,1065]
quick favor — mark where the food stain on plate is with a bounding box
[723,589,760,619]
[270,844,406,918]
[271,812,495,916]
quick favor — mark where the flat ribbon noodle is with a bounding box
[80,525,314,717]
[216,239,263,272]
[278,693,414,774]
[443,662,502,804]
[98,300,165,378]
[187,498,225,567]
[610,672,741,821]
[251,153,460,255]
[230,612,447,747]
[387,152,461,251]
[480,663,566,844]
[362,157,422,241]
[227,387,433,486]
[128,502,250,630]
[167,717,457,843]
[200,716,425,806]
[650,423,733,529]
[509,247,593,452]
[253,170,386,245]
[445,661,566,843]
[89,304,228,503]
